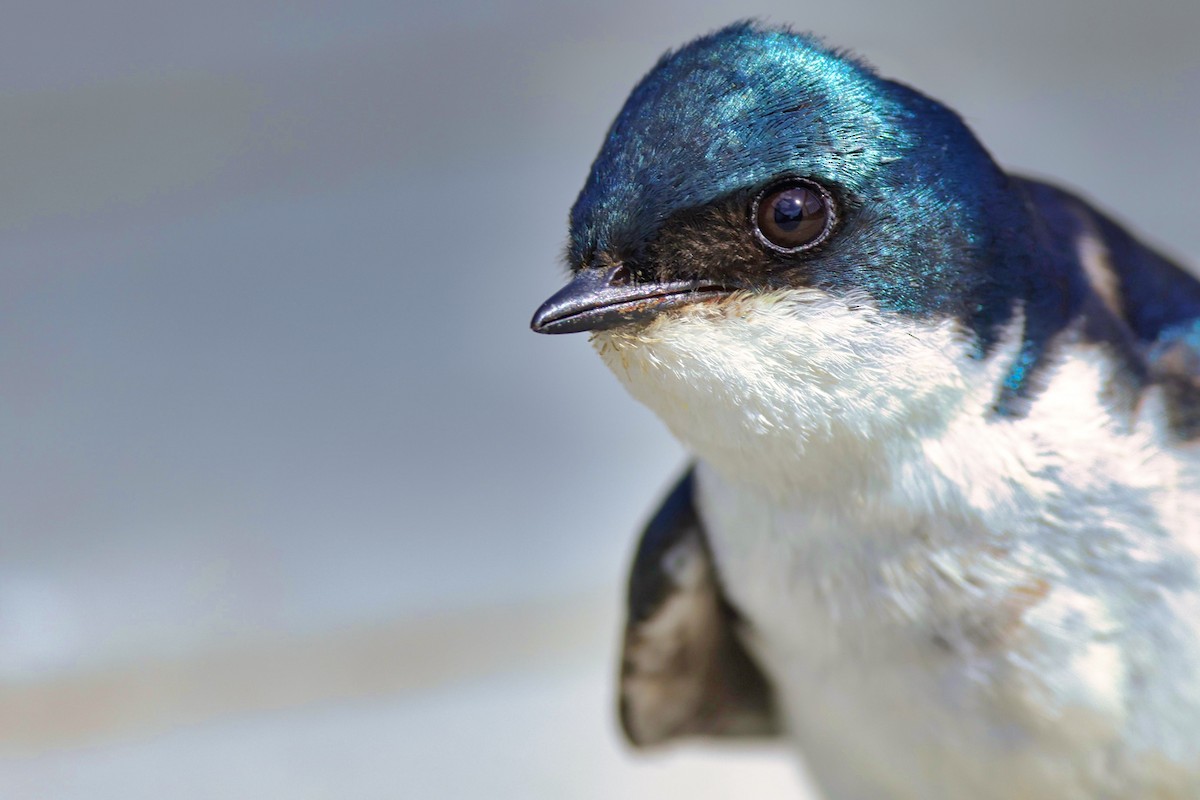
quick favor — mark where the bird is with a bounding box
[530,21,1200,800]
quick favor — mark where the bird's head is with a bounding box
[532,23,1038,490]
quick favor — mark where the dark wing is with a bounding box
[1068,183,1200,441]
[1014,177,1200,346]
[1016,178,1200,440]
[619,468,779,747]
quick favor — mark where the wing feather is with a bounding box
[619,468,779,746]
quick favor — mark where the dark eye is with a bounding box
[752,180,834,252]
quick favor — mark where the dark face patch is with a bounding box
[622,178,849,297]
[622,189,767,289]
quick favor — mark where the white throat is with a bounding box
[594,289,1020,509]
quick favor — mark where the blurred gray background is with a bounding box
[0,1,1196,797]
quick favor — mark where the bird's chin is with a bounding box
[589,289,993,497]
[590,292,826,483]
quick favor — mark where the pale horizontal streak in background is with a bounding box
[0,593,611,754]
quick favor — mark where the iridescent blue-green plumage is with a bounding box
[567,21,1200,428]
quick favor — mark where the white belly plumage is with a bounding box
[697,461,1200,800]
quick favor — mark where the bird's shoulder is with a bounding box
[1013,176,1200,437]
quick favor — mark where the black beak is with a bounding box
[530,265,730,335]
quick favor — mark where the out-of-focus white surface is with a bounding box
[0,596,811,799]
[1,1,1197,797]
[1,667,806,800]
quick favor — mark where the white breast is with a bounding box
[594,290,1200,799]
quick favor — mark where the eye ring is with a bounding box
[750,179,837,253]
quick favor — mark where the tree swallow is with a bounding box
[531,22,1200,799]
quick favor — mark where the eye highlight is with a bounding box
[752,180,835,253]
